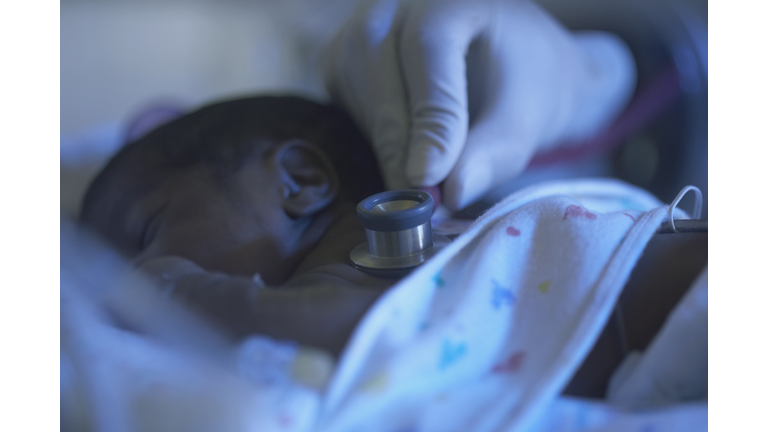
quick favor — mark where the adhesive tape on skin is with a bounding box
[349,189,451,278]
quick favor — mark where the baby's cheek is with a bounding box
[141,222,293,283]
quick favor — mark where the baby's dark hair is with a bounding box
[81,95,385,225]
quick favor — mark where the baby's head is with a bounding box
[81,96,384,284]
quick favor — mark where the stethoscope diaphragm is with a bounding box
[349,189,451,278]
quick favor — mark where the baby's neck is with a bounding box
[285,201,396,291]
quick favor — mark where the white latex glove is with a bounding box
[323,0,635,210]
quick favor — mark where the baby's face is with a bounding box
[101,156,317,285]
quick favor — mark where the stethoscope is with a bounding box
[350,189,451,278]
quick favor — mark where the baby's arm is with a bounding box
[137,256,384,357]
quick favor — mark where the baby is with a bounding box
[80,95,397,357]
[80,95,706,397]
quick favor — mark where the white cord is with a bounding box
[667,185,703,233]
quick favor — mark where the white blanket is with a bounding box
[60,178,707,432]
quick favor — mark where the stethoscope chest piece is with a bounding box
[350,189,451,278]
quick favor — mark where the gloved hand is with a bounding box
[323,0,635,210]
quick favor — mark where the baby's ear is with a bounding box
[271,140,339,218]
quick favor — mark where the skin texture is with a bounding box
[88,137,393,358]
[130,145,331,283]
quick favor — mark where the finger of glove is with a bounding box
[442,2,590,210]
[441,116,541,211]
[323,0,411,190]
[399,0,489,187]
[441,42,566,209]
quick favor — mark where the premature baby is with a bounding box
[81,95,397,356]
[80,95,706,397]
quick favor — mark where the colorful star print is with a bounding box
[439,340,467,370]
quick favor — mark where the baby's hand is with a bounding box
[133,256,382,357]
[136,256,209,296]
[134,255,264,327]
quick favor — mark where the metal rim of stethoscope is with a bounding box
[349,189,451,278]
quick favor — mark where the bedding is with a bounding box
[60,178,707,431]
